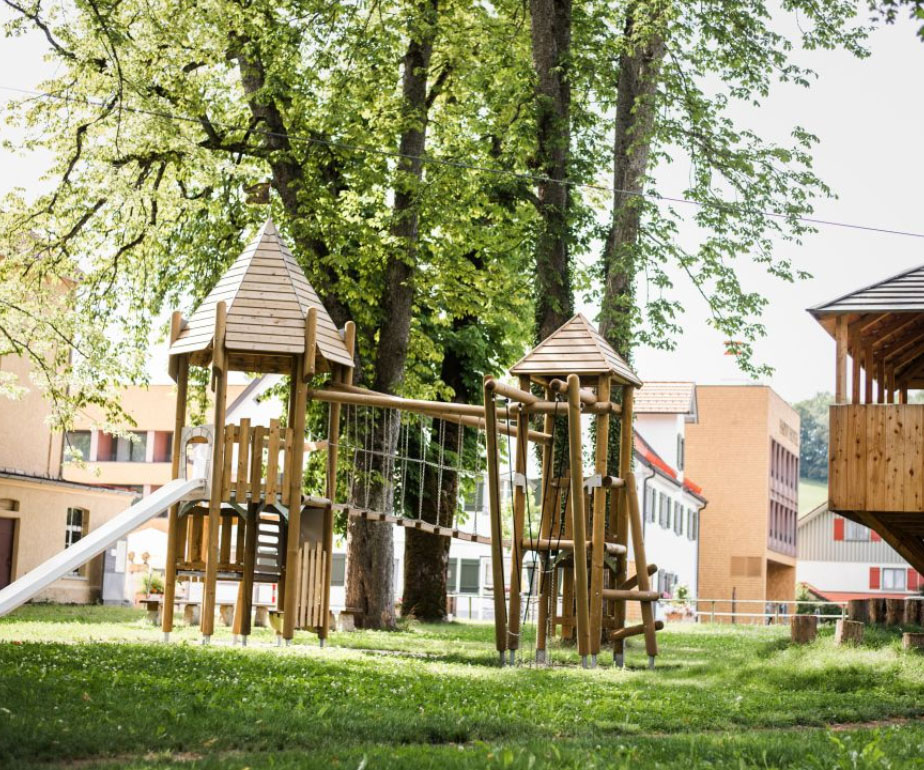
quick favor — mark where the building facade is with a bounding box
[798,503,924,601]
[685,385,800,619]
[0,354,132,602]
[633,382,707,602]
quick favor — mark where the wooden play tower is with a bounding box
[161,219,355,644]
[483,315,662,668]
[811,265,924,574]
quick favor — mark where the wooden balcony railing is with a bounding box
[829,404,924,513]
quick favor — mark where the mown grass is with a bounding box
[1,605,924,768]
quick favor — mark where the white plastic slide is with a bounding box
[0,476,206,617]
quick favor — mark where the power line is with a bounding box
[3,83,924,241]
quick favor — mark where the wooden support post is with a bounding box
[851,339,861,404]
[535,387,556,661]
[835,315,848,404]
[483,374,508,659]
[626,470,658,659]
[282,355,309,641]
[589,375,610,657]
[877,356,886,404]
[201,303,228,639]
[321,321,354,642]
[566,374,591,662]
[864,342,874,404]
[506,376,532,653]
[303,307,318,381]
[162,352,188,637]
[612,384,633,662]
[238,507,258,638]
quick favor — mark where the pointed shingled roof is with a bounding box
[809,263,924,318]
[509,313,642,386]
[170,219,353,370]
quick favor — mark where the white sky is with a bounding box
[3,8,924,403]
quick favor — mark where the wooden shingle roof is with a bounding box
[809,264,924,317]
[509,314,642,386]
[170,219,353,371]
[634,382,697,416]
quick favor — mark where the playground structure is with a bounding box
[0,218,662,665]
[812,265,924,574]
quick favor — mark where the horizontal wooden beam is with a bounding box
[484,377,539,405]
[609,620,664,642]
[521,538,626,555]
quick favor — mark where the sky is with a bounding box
[2,7,924,402]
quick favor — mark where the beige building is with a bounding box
[0,355,133,601]
[685,385,800,620]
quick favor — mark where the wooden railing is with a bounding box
[829,403,924,512]
[221,418,294,506]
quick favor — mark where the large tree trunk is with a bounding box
[529,0,573,341]
[345,0,439,630]
[401,316,470,621]
[598,6,666,470]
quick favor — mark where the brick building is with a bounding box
[685,385,800,620]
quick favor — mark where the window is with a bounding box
[845,520,869,541]
[152,431,173,463]
[658,571,678,597]
[331,554,346,587]
[459,559,480,594]
[883,568,907,591]
[687,508,699,541]
[448,558,458,592]
[645,486,656,523]
[65,508,88,576]
[673,501,683,535]
[659,493,670,529]
[65,431,91,461]
[677,436,685,471]
[97,431,148,462]
[463,480,485,513]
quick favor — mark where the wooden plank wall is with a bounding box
[830,404,924,512]
[294,541,326,629]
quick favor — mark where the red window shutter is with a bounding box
[908,569,918,591]
[871,530,882,542]
[870,567,881,590]
[834,518,845,541]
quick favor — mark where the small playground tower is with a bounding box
[810,264,924,573]
[163,219,355,643]
[483,314,662,667]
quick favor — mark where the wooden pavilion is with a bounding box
[810,264,924,572]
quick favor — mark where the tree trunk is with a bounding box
[529,0,573,341]
[345,0,439,630]
[401,315,471,621]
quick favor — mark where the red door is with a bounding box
[0,518,14,590]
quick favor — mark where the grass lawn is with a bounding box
[2,606,924,768]
[799,477,828,516]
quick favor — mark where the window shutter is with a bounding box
[833,517,845,541]
[870,529,881,542]
[908,569,918,592]
[869,566,881,590]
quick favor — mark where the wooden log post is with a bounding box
[588,375,611,660]
[282,355,309,642]
[483,375,508,661]
[566,374,592,665]
[506,376,532,656]
[835,315,848,404]
[834,619,864,646]
[612,385,634,664]
[535,386,556,663]
[791,614,818,644]
[162,348,189,639]
[201,302,228,641]
[902,632,924,651]
[847,598,869,624]
[886,598,905,626]
[320,321,353,644]
[903,599,920,627]
[869,597,887,625]
[626,469,659,662]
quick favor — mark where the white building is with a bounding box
[798,504,924,601]
[632,382,707,601]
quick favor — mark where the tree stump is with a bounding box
[834,619,864,646]
[902,632,924,651]
[791,615,818,644]
[254,606,269,627]
[886,598,905,626]
[868,598,887,625]
[847,599,868,624]
[903,599,920,627]
[183,603,201,625]
[219,603,235,627]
